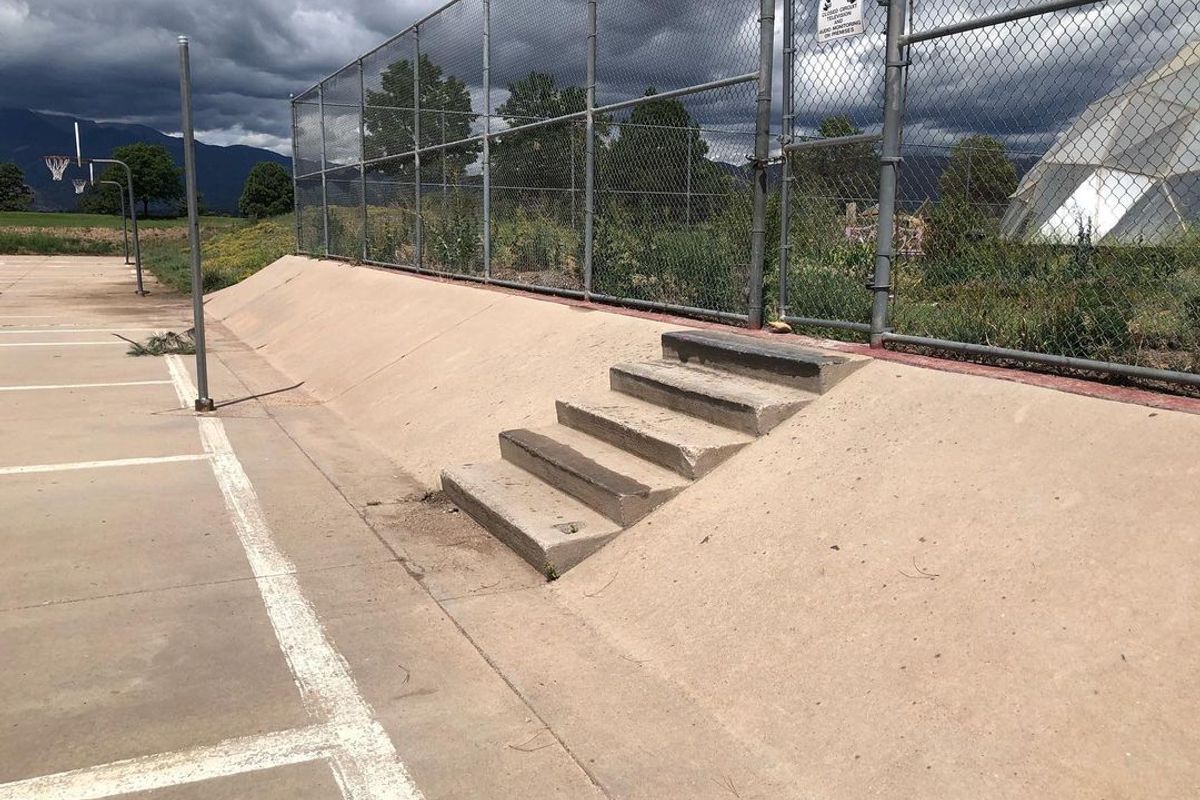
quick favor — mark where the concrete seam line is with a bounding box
[165,354,425,800]
[0,454,211,476]
[0,380,173,392]
[0,724,337,800]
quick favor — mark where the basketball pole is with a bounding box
[178,35,214,412]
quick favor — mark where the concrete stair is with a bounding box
[442,329,866,578]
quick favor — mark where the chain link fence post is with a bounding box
[413,25,423,271]
[290,94,300,254]
[318,81,330,258]
[358,58,368,262]
[583,0,597,299]
[482,0,492,279]
[777,0,795,320]
[748,0,777,329]
[869,0,909,347]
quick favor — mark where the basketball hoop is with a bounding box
[45,155,72,182]
[73,179,87,195]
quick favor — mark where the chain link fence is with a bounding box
[293,0,775,324]
[780,0,1200,388]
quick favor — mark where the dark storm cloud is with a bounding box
[1,0,1189,156]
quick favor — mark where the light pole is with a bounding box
[178,35,214,412]
[99,179,130,264]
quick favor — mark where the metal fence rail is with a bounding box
[293,0,775,324]
[781,0,1200,388]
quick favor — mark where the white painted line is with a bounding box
[0,328,157,334]
[0,454,210,477]
[0,724,335,800]
[0,380,173,392]
[0,341,125,348]
[164,355,423,800]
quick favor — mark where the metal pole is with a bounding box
[359,60,368,261]
[869,0,909,346]
[583,0,597,297]
[289,95,301,253]
[778,0,795,319]
[102,180,129,264]
[482,0,492,278]
[747,0,776,329]
[178,35,214,412]
[414,26,423,270]
[318,81,330,257]
[93,158,142,294]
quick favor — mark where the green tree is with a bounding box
[600,89,727,220]
[0,162,34,211]
[77,182,123,215]
[492,72,594,193]
[937,134,1018,209]
[97,143,183,216]
[363,55,479,178]
[791,115,878,203]
[927,134,1018,257]
[239,162,294,218]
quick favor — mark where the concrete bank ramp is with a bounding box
[207,257,1200,796]
[205,256,683,487]
[551,358,1200,798]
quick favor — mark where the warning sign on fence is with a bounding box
[817,0,864,42]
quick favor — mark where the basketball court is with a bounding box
[0,256,603,799]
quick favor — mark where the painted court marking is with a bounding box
[0,337,422,798]
[0,329,157,335]
[0,454,210,477]
[164,354,424,800]
[0,341,126,348]
[0,380,173,393]
[0,725,336,800]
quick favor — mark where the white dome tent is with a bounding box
[1001,40,1200,244]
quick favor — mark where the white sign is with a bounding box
[817,0,864,42]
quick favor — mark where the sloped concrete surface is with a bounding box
[554,361,1200,798]
[206,256,1200,797]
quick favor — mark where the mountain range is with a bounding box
[0,108,291,214]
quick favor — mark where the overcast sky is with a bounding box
[1,0,1193,157]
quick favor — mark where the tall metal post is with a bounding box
[583,0,597,297]
[482,0,492,278]
[869,0,909,346]
[289,95,301,254]
[101,179,129,264]
[413,26,423,270]
[747,0,776,329]
[777,0,796,319]
[318,81,330,258]
[178,36,214,412]
[359,60,369,261]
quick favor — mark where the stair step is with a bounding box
[556,393,753,479]
[610,360,816,435]
[661,329,866,393]
[499,425,689,526]
[441,460,622,578]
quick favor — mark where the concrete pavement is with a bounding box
[0,256,606,799]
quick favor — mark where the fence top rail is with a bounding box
[901,0,1107,44]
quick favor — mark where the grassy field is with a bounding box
[0,211,202,230]
[0,211,293,293]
